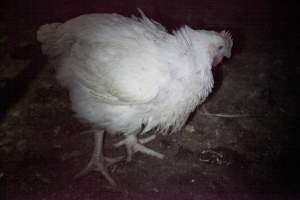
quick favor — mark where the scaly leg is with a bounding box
[114,134,164,162]
[75,130,123,185]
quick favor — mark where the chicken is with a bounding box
[37,10,233,185]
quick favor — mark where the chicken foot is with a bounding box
[75,130,123,185]
[114,134,164,161]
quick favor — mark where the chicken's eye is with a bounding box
[218,45,224,50]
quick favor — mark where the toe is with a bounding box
[74,156,120,186]
[105,156,124,166]
[135,143,164,159]
[139,135,156,144]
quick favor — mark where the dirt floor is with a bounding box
[0,1,299,200]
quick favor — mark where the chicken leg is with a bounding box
[114,134,164,161]
[75,130,123,185]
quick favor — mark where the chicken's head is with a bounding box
[211,30,233,67]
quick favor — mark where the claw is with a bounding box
[75,156,123,186]
[115,134,164,161]
[74,130,122,185]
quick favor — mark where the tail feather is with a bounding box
[37,23,65,58]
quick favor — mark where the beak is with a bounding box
[225,50,231,58]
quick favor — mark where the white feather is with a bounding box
[37,11,233,135]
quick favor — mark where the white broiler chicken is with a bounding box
[37,10,233,185]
